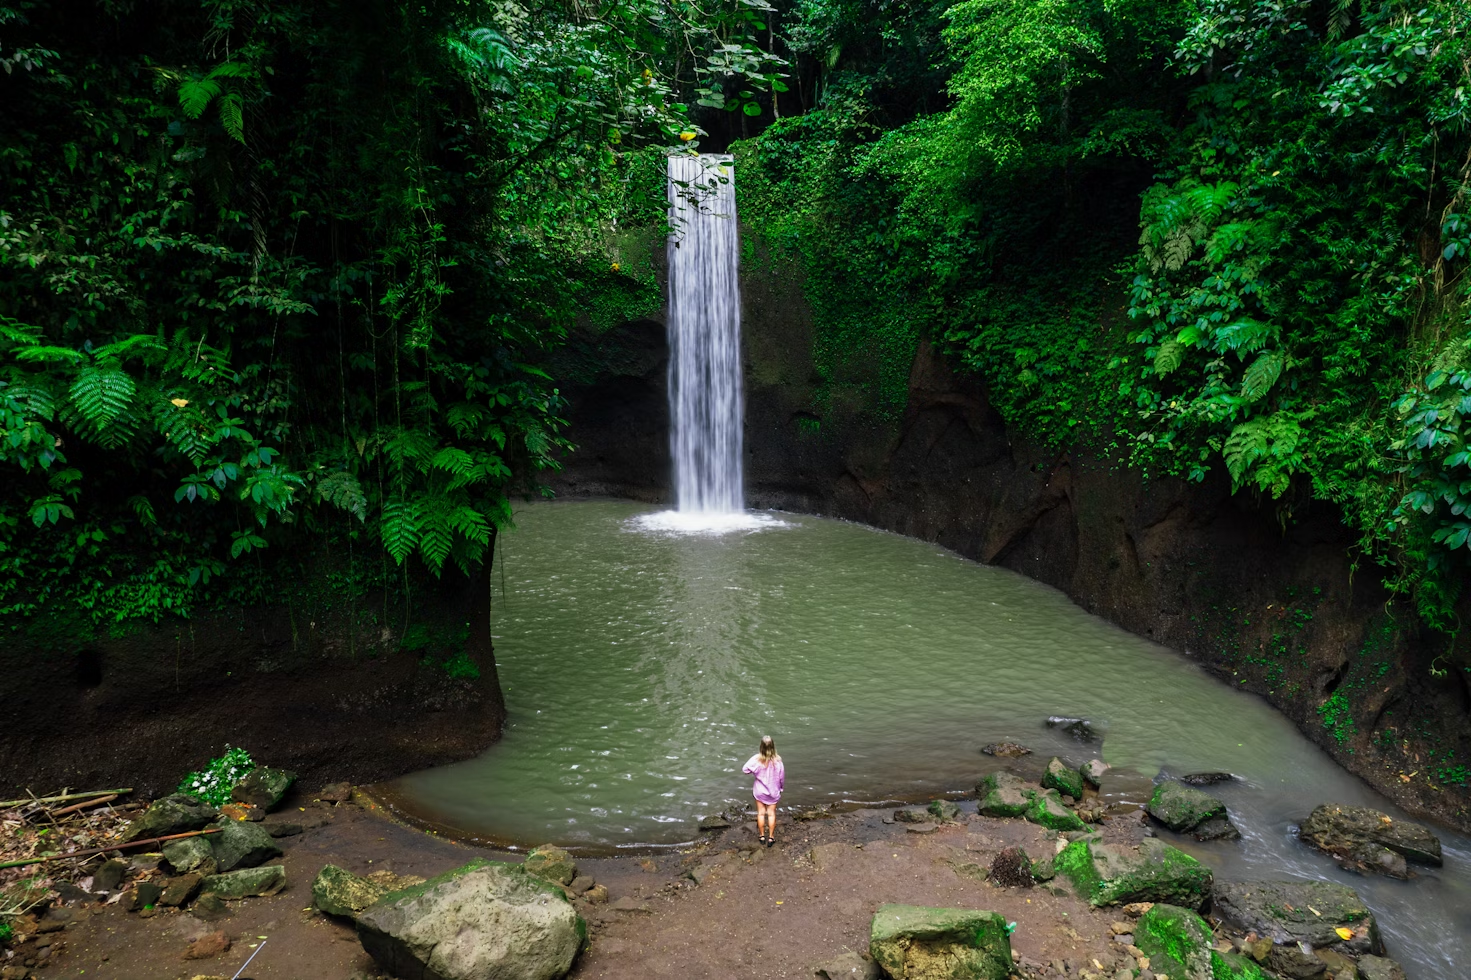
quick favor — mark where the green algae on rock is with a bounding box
[869,904,1013,980]
[1054,837,1212,909]
[1135,903,1271,980]
[1147,781,1240,841]
[1042,758,1084,799]
[209,818,282,872]
[928,799,962,823]
[1025,789,1086,832]
[357,860,585,980]
[524,844,579,886]
[976,772,1033,818]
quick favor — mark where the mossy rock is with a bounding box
[122,794,217,842]
[1042,757,1084,800]
[1135,903,1272,980]
[1053,837,1212,910]
[1024,789,1085,832]
[201,864,286,899]
[210,818,282,872]
[523,844,577,886]
[976,771,1034,818]
[1147,781,1239,840]
[312,864,388,920]
[231,766,297,811]
[869,904,1013,980]
[356,860,585,980]
[928,799,962,823]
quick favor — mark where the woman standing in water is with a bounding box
[743,735,785,847]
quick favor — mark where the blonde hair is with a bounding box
[758,735,779,766]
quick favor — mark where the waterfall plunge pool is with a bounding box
[381,500,1470,979]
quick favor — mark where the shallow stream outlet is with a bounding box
[384,501,1470,979]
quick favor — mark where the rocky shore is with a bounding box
[0,749,1443,980]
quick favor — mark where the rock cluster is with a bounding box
[975,768,1091,833]
[1298,804,1442,879]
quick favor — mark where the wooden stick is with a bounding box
[0,828,221,871]
[0,789,133,810]
[50,795,119,817]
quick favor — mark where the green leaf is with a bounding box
[1154,340,1184,376]
[1241,351,1284,401]
[742,102,762,116]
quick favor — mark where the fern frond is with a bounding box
[380,498,423,564]
[431,446,475,477]
[178,77,222,118]
[218,93,245,142]
[417,501,453,572]
[449,505,492,546]
[316,470,368,521]
[14,346,84,364]
[1154,340,1185,376]
[69,366,136,429]
[1241,351,1284,401]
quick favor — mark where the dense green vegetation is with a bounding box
[0,0,778,625]
[737,0,1471,657]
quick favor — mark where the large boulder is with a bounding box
[1355,955,1408,980]
[1212,880,1383,956]
[1054,837,1212,910]
[122,794,217,842]
[523,845,578,887]
[231,767,297,811]
[1135,904,1270,980]
[1042,758,1084,800]
[1298,805,1442,873]
[313,865,389,920]
[868,904,1013,980]
[976,772,1032,818]
[1080,759,1109,788]
[1147,781,1240,841]
[356,860,585,980]
[210,819,282,872]
[1045,716,1098,741]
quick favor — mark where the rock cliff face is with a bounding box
[548,243,1471,830]
[0,570,506,799]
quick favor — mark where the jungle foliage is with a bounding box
[0,0,778,625]
[737,0,1471,645]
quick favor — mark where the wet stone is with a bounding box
[981,742,1032,758]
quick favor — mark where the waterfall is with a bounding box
[666,153,744,514]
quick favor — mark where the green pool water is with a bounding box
[386,500,1468,979]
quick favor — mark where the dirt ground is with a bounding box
[3,796,1149,980]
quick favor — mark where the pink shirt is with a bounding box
[743,754,785,805]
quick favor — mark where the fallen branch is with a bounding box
[0,828,220,871]
[0,789,133,810]
[50,795,119,817]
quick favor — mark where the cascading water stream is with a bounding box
[666,153,744,514]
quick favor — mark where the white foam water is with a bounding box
[658,153,744,533]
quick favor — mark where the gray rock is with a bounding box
[210,818,282,872]
[231,766,297,811]
[319,781,353,803]
[981,742,1031,758]
[927,799,962,823]
[264,821,304,838]
[162,836,218,877]
[1356,954,1408,980]
[698,815,731,830]
[905,822,939,834]
[1046,716,1098,741]
[1268,945,1328,979]
[1212,880,1382,955]
[122,882,162,912]
[813,950,881,979]
[686,853,734,885]
[893,807,932,823]
[202,864,287,899]
[121,794,217,842]
[1299,804,1442,870]
[93,858,128,893]
[313,865,389,919]
[190,892,234,920]
[1179,772,1234,786]
[357,860,585,980]
[1081,759,1110,787]
[159,874,203,907]
[567,876,594,896]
